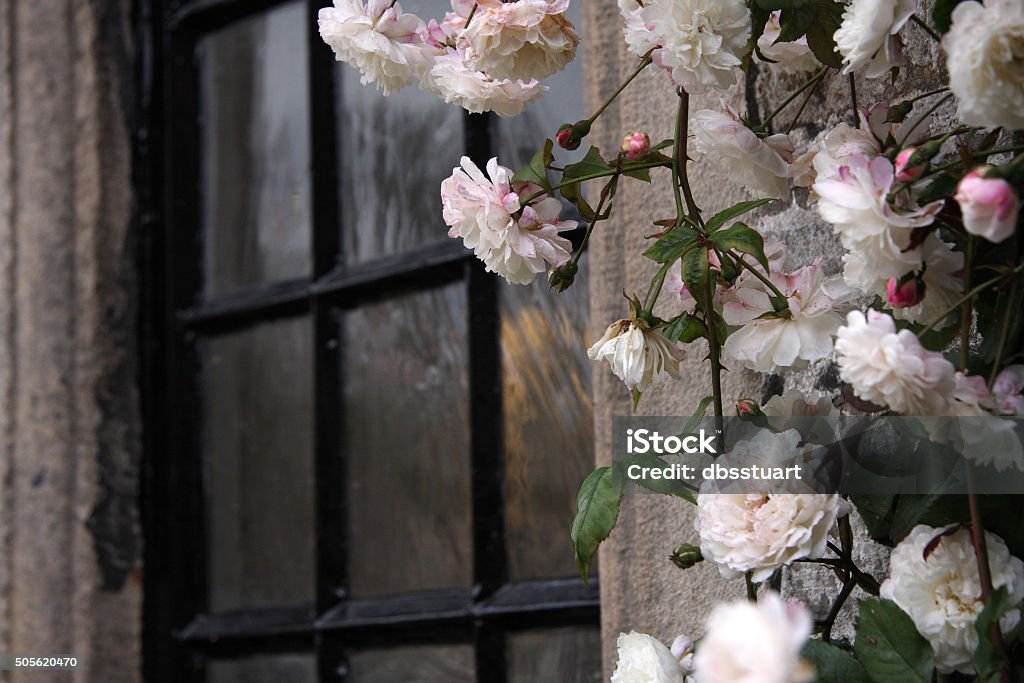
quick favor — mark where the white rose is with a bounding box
[696,430,846,581]
[834,0,916,77]
[691,109,793,199]
[881,524,1024,673]
[721,259,854,372]
[588,319,683,392]
[835,310,956,415]
[943,0,1024,130]
[424,49,547,117]
[641,0,751,93]
[694,592,814,683]
[459,0,579,82]
[441,157,576,284]
[612,631,687,683]
[757,11,820,73]
[318,0,432,95]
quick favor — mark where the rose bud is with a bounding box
[735,398,763,417]
[894,148,925,183]
[547,261,578,292]
[620,131,651,161]
[886,273,925,308]
[670,543,703,570]
[955,167,1020,243]
[556,119,592,151]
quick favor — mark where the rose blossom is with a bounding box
[640,0,751,93]
[441,156,575,284]
[318,0,431,95]
[424,48,547,117]
[611,631,688,683]
[589,319,682,392]
[691,109,793,199]
[757,11,819,73]
[955,167,1020,244]
[721,260,854,372]
[459,0,579,82]
[881,524,1024,674]
[693,592,814,683]
[835,310,956,415]
[834,0,916,77]
[943,0,1024,130]
[696,430,846,581]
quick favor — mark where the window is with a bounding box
[138,1,600,681]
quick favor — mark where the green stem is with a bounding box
[675,89,702,225]
[785,72,827,135]
[729,251,788,303]
[570,177,617,268]
[899,93,954,146]
[704,277,725,424]
[642,259,673,312]
[849,73,859,127]
[520,161,667,205]
[589,53,653,124]
[910,14,942,42]
[757,67,830,132]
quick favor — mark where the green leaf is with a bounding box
[512,139,554,190]
[615,456,697,503]
[933,0,967,33]
[855,599,934,683]
[705,198,775,232]
[563,146,612,182]
[623,166,652,182]
[560,180,596,221]
[570,467,625,584]
[643,226,699,264]
[802,640,870,683]
[974,586,1015,677]
[680,396,715,436]
[776,6,819,43]
[681,246,710,295]
[805,2,844,68]
[711,222,769,272]
[663,314,705,344]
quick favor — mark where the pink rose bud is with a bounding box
[894,148,925,183]
[621,131,651,161]
[956,167,1020,243]
[885,274,924,308]
[735,398,763,417]
[556,124,578,151]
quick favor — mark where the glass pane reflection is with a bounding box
[207,654,316,683]
[203,317,315,612]
[507,627,603,683]
[348,644,475,683]
[502,255,594,580]
[344,284,473,596]
[337,0,462,264]
[199,1,311,296]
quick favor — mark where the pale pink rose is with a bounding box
[955,167,1020,243]
[424,48,546,117]
[691,109,792,199]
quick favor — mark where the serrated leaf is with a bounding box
[681,246,710,295]
[563,146,612,182]
[711,222,769,271]
[624,166,652,182]
[570,466,625,584]
[705,198,774,232]
[805,3,844,68]
[663,314,705,344]
[855,599,934,683]
[512,139,554,190]
[777,6,818,43]
[643,226,699,263]
[615,456,697,503]
[802,640,870,683]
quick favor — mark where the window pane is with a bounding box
[203,317,315,611]
[502,256,594,580]
[494,2,586,169]
[207,654,316,683]
[507,627,602,683]
[337,0,462,264]
[344,284,472,596]
[348,644,475,683]
[199,1,311,297]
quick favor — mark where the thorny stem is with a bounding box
[910,14,942,42]
[704,276,725,425]
[675,89,702,225]
[758,67,830,132]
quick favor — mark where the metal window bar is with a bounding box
[138,1,599,682]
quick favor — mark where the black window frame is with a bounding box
[136,1,600,681]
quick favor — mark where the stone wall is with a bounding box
[581,0,949,675]
[0,1,140,681]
